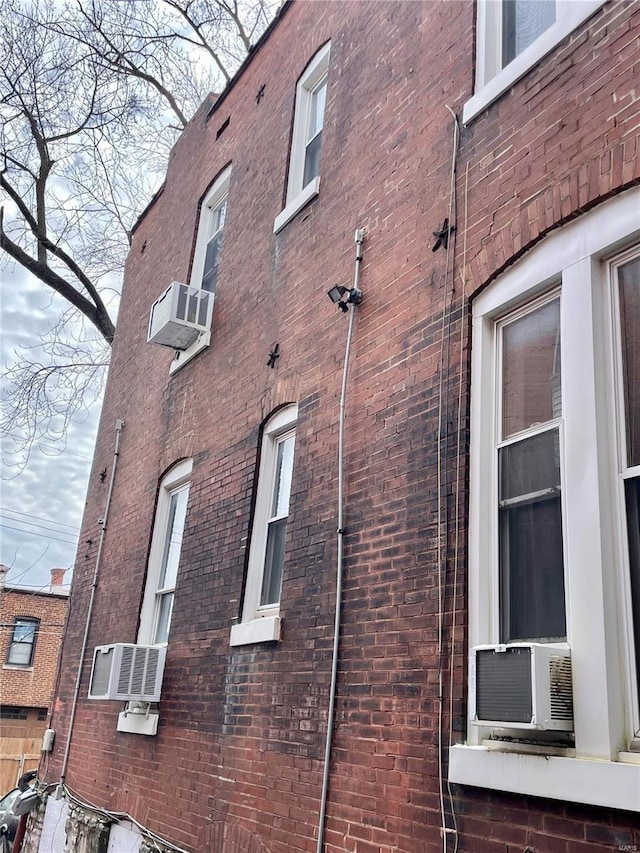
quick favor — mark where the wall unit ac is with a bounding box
[470,643,573,731]
[147,281,213,350]
[88,643,166,702]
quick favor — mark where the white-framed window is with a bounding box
[138,459,192,645]
[449,188,640,813]
[496,292,566,644]
[170,166,231,373]
[463,0,605,124]
[230,405,298,646]
[273,43,330,234]
[6,618,39,666]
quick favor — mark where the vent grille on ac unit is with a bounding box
[88,643,167,702]
[144,648,162,695]
[471,643,573,732]
[147,281,214,350]
[475,646,533,723]
[549,654,573,721]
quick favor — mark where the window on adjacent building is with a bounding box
[449,189,640,813]
[0,706,28,720]
[230,405,298,646]
[464,1,605,123]
[6,618,39,666]
[273,43,330,234]
[138,459,192,645]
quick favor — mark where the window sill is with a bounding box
[3,664,34,671]
[273,177,320,234]
[230,615,281,647]
[168,330,210,375]
[449,744,640,812]
[463,1,605,125]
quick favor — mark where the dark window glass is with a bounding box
[499,429,566,642]
[502,0,556,67]
[260,518,287,607]
[303,131,322,189]
[259,432,295,608]
[154,486,188,645]
[201,198,227,294]
[626,479,640,702]
[302,79,326,189]
[7,618,39,666]
[0,706,28,720]
[619,257,640,467]
[202,233,222,293]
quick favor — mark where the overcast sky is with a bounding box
[1,261,102,592]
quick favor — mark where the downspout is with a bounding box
[58,418,125,792]
[316,231,364,853]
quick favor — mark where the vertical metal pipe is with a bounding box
[316,232,364,853]
[59,418,124,789]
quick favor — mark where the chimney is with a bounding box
[50,568,67,595]
[0,565,8,590]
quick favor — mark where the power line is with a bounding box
[0,523,78,546]
[1,432,94,461]
[0,516,80,541]
[0,507,81,533]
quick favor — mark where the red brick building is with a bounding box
[32,1,640,851]
[1,567,68,791]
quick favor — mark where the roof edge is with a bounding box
[131,0,292,236]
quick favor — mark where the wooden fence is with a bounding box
[0,738,40,793]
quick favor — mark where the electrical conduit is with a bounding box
[59,418,125,791]
[316,231,364,853]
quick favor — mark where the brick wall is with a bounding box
[0,587,68,709]
[43,1,640,852]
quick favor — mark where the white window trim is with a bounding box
[170,166,231,373]
[463,0,606,124]
[273,176,320,235]
[230,405,298,647]
[6,618,39,666]
[449,188,640,811]
[138,458,192,646]
[273,42,330,234]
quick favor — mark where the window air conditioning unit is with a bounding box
[147,281,213,350]
[88,643,167,702]
[470,643,573,731]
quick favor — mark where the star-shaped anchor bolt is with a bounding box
[432,218,456,252]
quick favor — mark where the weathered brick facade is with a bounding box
[40,2,640,852]
[1,582,68,710]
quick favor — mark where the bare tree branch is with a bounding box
[1,209,116,343]
[1,0,278,466]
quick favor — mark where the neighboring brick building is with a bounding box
[0,567,68,791]
[31,1,640,852]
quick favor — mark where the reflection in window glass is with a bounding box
[499,297,565,643]
[619,257,640,468]
[260,432,296,608]
[201,197,227,294]
[502,0,556,67]
[502,297,561,439]
[303,78,327,189]
[7,618,39,666]
[155,485,189,644]
[499,430,565,642]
